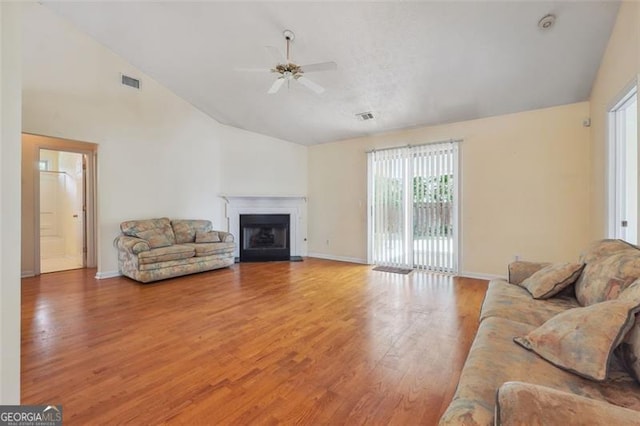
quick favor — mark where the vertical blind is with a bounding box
[368,141,459,273]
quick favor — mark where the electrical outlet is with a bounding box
[326,239,330,245]
[514,254,520,261]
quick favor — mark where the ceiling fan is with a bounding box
[238,30,337,95]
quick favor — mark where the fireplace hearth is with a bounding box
[239,214,290,262]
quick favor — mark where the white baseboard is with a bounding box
[95,270,121,279]
[458,271,507,281]
[307,253,369,265]
[21,271,35,278]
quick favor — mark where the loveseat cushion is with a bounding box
[519,262,584,299]
[496,382,640,426]
[136,229,173,248]
[121,218,176,246]
[514,300,640,381]
[438,317,640,426]
[195,230,220,243]
[574,244,640,306]
[138,254,231,271]
[138,245,195,265]
[182,242,235,257]
[480,280,579,327]
[171,220,212,244]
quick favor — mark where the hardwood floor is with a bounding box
[21,258,487,425]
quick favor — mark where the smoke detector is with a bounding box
[538,14,556,30]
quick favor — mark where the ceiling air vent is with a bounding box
[121,74,140,89]
[356,111,375,121]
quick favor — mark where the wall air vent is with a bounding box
[356,111,375,121]
[121,74,140,89]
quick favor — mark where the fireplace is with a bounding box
[223,195,307,260]
[239,214,290,262]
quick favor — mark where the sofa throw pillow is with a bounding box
[618,278,640,303]
[574,243,640,306]
[578,239,639,265]
[614,279,640,385]
[513,299,640,381]
[519,263,585,299]
[137,229,173,249]
[195,230,221,243]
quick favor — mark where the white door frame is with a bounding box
[607,77,638,242]
[33,142,97,275]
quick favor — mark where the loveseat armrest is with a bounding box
[508,261,550,285]
[114,235,150,255]
[216,231,234,243]
[496,381,640,425]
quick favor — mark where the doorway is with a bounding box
[21,133,98,277]
[608,84,638,244]
[39,149,86,273]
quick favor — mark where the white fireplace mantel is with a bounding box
[221,195,308,259]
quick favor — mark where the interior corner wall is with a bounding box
[0,1,22,405]
[308,102,592,277]
[589,1,640,240]
[21,3,307,277]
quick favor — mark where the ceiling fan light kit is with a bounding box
[238,29,337,95]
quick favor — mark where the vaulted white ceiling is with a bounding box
[43,1,619,145]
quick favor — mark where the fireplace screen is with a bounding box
[243,226,287,250]
[239,214,290,261]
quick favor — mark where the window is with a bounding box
[38,160,49,171]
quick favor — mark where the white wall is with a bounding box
[220,125,307,197]
[0,1,22,405]
[308,102,592,277]
[21,3,307,276]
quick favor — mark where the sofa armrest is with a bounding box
[114,235,150,255]
[508,261,551,285]
[216,231,234,243]
[496,381,640,426]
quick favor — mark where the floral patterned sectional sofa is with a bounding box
[440,239,640,425]
[114,218,235,283]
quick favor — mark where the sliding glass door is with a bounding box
[368,141,459,273]
[369,147,411,267]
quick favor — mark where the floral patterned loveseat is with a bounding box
[114,218,235,283]
[440,239,640,425]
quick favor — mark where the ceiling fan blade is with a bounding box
[297,76,325,94]
[235,67,273,73]
[267,78,285,94]
[265,46,286,64]
[299,61,337,73]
